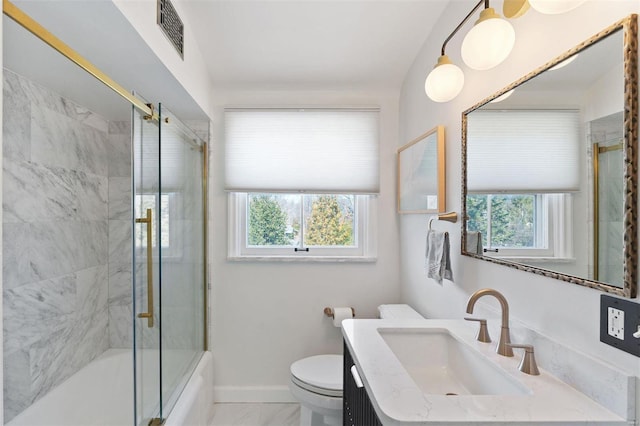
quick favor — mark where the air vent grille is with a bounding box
[157,0,184,59]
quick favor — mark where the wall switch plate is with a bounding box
[600,295,640,357]
[607,307,624,339]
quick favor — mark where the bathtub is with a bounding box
[7,349,214,426]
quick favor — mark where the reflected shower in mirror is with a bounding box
[462,14,637,298]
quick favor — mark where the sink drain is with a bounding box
[445,392,458,396]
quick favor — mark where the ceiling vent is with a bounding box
[157,0,184,59]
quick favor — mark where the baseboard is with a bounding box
[213,385,297,403]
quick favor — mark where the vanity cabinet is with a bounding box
[343,342,382,426]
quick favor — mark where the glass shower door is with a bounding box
[158,104,206,415]
[133,104,163,426]
[132,102,206,425]
[133,104,206,426]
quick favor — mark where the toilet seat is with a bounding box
[290,355,343,397]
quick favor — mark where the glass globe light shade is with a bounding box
[528,0,587,14]
[549,53,578,70]
[425,55,465,103]
[490,89,515,103]
[461,8,515,71]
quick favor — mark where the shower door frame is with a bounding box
[2,0,210,423]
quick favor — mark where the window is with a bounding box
[225,108,379,260]
[229,193,374,259]
[465,110,580,261]
[135,193,182,258]
[467,193,571,259]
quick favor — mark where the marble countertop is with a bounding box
[342,319,630,425]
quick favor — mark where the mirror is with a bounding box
[397,126,446,213]
[462,15,637,298]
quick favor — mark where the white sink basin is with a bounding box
[342,319,631,425]
[378,328,530,396]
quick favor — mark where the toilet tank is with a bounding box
[377,304,424,320]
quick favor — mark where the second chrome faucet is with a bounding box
[466,288,514,357]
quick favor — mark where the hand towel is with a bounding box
[465,231,483,255]
[425,229,453,284]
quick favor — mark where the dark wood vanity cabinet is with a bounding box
[343,342,383,426]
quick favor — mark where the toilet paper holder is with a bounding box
[324,307,355,318]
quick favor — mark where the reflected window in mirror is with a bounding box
[467,193,572,260]
[466,109,579,260]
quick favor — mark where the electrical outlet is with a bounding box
[600,294,640,357]
[607,307,624,340]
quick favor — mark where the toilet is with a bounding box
[289,304,423,426]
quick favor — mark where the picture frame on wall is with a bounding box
[397,125,445,214]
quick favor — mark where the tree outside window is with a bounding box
[247,193,355,249]
[467,194,535,249]
[305,195,354,246]
[248,194,290,246]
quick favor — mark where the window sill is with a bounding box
[227,255,377,263]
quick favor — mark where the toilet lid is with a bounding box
[291,355,343,396]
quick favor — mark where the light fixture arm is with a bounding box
[441,0,488,56]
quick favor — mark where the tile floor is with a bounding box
[209,403,300,426]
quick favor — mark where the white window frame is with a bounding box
[477,193,573,262]
[228,193,377,262]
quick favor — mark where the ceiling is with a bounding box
[3,0,450,122]
[179,0,450,90]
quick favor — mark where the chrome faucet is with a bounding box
[466,288,513,357]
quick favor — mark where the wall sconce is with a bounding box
[425,0,514,103]
[426,0,587,103]
[504,0,587,18]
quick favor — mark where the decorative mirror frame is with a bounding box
[397,125,446,214]
[461,14,638,298]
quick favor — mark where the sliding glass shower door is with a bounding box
[133,104,163,426]
[132,102,207,426]
[157,104,207,416]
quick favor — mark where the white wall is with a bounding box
[585,62,625,122]
[399,0,640,421]
[209,89,401,401]
[112,0,214,118]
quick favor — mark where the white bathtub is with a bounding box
[7,349,214,426]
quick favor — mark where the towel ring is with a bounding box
[428,218,449,236]
[429,212,458,230]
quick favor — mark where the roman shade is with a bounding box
[467,109,581,193]
[224,108,380,194]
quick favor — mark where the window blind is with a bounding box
[467,110,581,193]
[224,108,380,194]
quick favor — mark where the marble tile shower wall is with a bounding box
[107,120,134,349]
[2,70,131,421]
[599,145,624,286]
[591,121,624,287]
